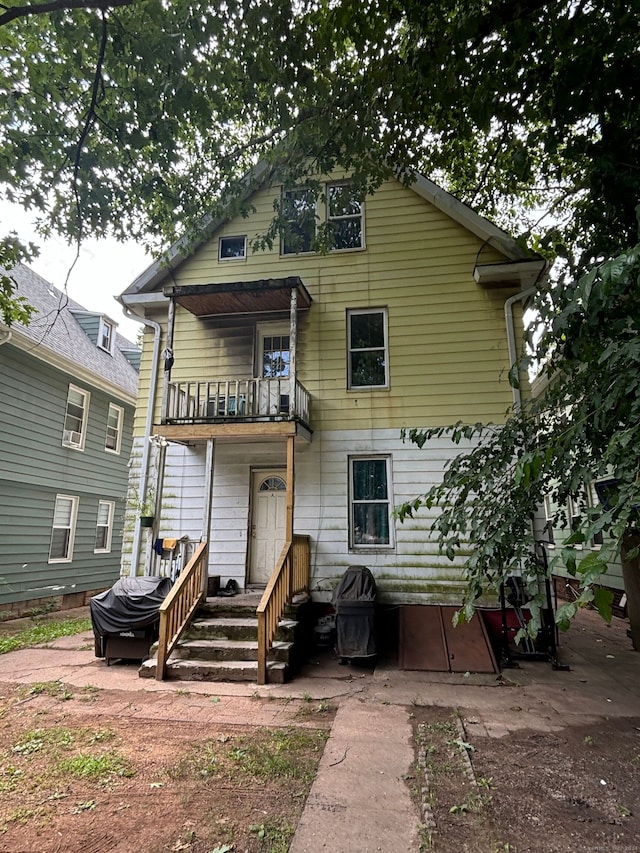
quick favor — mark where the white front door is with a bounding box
[248,469,287,585]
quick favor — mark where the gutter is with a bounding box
[119,302,163,576]
[504,287,535,411]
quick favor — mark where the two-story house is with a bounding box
[117,169,545,678]
[0,264,140,617]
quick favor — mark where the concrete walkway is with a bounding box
[1,607,639,852]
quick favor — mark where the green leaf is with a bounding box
[593,587,614,624]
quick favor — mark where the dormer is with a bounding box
[70,310,117,355]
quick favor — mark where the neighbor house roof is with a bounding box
[3,264,139,402]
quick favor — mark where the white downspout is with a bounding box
[504,287,535,411]
[121,304,163,575]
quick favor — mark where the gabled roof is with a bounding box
[119,165,545,300]
[3,264,139,401]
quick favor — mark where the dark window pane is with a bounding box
[350,313,384,349]
[282,189,316,254]
[50,528,70,559]
[353,504,390,545]
[353,459,388,501]
[220,236,246,258]
[329,184,362,217]
[95,526,108,550]
[351,351,386,387]
[330,218,362,249]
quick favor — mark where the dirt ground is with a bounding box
[410,705,640,853]
[0,680,332,853]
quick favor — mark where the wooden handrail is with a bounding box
[256,534,310,685]
[155,541,208,681]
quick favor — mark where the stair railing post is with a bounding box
[257,610,267,685]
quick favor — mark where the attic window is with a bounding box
[98,317,114,353]
[281,188,316,255]
[328,182,363,250]
[219,235,247,261]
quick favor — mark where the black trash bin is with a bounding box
[90,576,172,664]
[332,565,377,662]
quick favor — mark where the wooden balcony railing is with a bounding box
[256,534,310,685]
[166,378,310,425]
[155,541,208,680]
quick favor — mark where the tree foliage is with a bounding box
[397,237,640,632]
[1,0,639,269]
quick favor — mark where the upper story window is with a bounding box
[328,183,364,250]
[98,317,114,353]
[105,403,124,454]
[349,456,394,549]
[219,235,247,260]
[347,308,388,389]
[62,384,90,450]
[281,188,317,255]
[94,500,115,553]
[49,494,78,562]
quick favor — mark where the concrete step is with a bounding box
[172,638,294,663]
[184,616,258,641]
[139,656,288,683]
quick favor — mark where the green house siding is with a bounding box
[0,343,134,607]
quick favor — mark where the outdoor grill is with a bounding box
[332,565,377,662]
[90,576,172,665]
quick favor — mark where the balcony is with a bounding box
[165,378,310,427]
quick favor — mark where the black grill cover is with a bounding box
[90,577,172,656]
[332,565,377,659]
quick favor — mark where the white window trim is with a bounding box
[566,496,584,550]
[347,307,389,390]
[98,317,114,354]
[105,403,124,455]
[94,500,115,553]
[348,455,395,551]
[543,495,556,548]
[586,483,603,550]
[327,181,365,252]
[49,494,79,563]
[218,234,247,261]
[62,384,90,451]
[280,187,318,256]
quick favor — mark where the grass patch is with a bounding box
[249,817,294,853]
[0,618,92,655]
[169,727,328,786]
[57,752,134,780]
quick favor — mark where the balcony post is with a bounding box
[289,286,297,419]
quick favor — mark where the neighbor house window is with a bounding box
[219,235,247,260]
[347,309,388,388]
[49,494,78,562]
[349,456,393,548]
[98,317,114,353]
[281,188,316,254]
[62,385,90,449]
[105,403,124,454]
[328,182,364,250]
[94,500,115,553]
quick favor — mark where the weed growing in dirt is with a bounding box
[249,817,294,852]
[230,728,327,782]
[295,699,334,718]
[0,618,91,654]
[22,680,74,700]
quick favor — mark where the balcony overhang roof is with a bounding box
[163,276,312,318]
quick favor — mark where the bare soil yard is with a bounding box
[409,706,640,853]
[0,680,332,853]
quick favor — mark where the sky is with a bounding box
[2,202,151,342]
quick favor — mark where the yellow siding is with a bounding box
[134,177,522,436]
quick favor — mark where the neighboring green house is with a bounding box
[0,264,140,617]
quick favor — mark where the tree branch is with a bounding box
[0,0,137,27]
